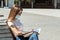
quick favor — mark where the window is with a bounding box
[33,0,54,8]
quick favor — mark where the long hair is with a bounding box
[8,4,22,21]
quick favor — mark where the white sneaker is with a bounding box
[33,28,41,34]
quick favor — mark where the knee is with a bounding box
[29,33,39,40]
[31,33,38,37]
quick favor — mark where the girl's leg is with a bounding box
[16,36,21,40]
[29,33,39,40]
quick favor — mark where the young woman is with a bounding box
[7,4,39,40]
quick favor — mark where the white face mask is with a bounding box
[16,15,20,19]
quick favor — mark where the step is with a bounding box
[0,25,8,29]
[0,29,10,33]
[0,25,13,40]
[0,33,12,37]
[0,38,12,40]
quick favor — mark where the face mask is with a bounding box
[16,15,20,19]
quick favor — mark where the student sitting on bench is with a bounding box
[7,4,39,40]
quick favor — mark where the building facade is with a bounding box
[0,0,60,8]
[0,0,14,8]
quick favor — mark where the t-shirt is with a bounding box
[7,19,23,31]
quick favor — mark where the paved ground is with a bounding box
[21,12,60,40]
[0,12,60,40]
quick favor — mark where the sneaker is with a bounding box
[33,28,41,34]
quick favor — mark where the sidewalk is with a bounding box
[23,9,60,17]
[21,13,60,40]
[0,8,60,17]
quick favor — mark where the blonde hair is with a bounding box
[8,4,22,21]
